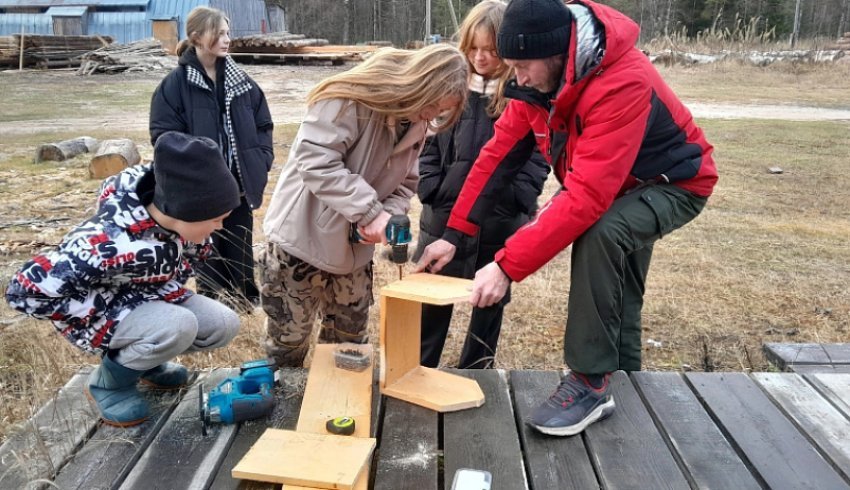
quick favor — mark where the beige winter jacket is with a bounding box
[263,98,426,274]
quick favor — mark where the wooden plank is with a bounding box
[632,372,761,489]
[583,371,689,489]
[764,343,850,370]
[807,373,850,420]
[373,398,439,490]
[382,366,484,412]
[52,372,197,490]
[687,372,850,489]
[754,373,850,478]
[380,295,422,388]
[509,370,598,490]
[295,344,372,436]
[231,430,375,489]
[0,366,97,489]
[209,369,308,490]
[380,273,472,305]
[118,369,239,490]
[791,364,850,374]
[443,370,527,490]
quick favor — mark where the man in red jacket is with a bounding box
[416,0,718,437]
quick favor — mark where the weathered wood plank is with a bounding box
[443,369,527,490]
[118,369,238,490]
[0,366,97,489]
[509,370,598,490]
[373,398,438,490]
[754,373,850,478]
[633,372,761,489]
[792,364,850,374]
[764,343,850,370]
[687,372,850,489]
[807,373,850,420]
[52,372,198,490]
[209,369,307,490]
[584,371,689,490]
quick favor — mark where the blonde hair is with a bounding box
[307,44,469,132]
[176,6,230,56]
[457,0,510,117]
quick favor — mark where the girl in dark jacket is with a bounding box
[149,6,274,311]
[414,0,549,369]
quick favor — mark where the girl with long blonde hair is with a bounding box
[261,44,468,367]
[415,0,550,369]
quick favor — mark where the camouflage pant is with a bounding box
[260,242,373,367]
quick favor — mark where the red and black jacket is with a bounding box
[443,0,718,282]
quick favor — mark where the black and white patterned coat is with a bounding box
[5,164,212,355]
[149,48,274,209]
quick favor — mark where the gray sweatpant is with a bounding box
[110,294,240,370]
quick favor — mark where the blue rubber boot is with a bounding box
[140,362,189,389]
[86,355,149,427]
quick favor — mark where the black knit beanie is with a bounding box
[498,0,572,59]
[152,131,240,222]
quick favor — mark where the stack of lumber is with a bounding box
[0,36,18,65]
[10,34,112,68]
[229,32,379,64]
[78,38,175,75]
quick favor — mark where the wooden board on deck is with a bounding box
[231,430,375,489]
[380,273,471,305]
[443,370,526,490]
[584,371,690,489]
[632,371,761,489]
[687,372,849,489]
[373,398,439,490]
[753,372,850,477]
[117,369,238,490]
[0,367,97,489]
[509,370,599,490]
[763,343,850,370]
[53,372,196,490]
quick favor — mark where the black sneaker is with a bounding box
[528,371,615,436]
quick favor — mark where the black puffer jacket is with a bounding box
[149,48,274,209]
[414,84,549,279]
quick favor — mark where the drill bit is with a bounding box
[398,264,403,281]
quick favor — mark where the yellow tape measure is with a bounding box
[326,416,356,436]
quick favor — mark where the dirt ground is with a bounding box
[1,60,849,443]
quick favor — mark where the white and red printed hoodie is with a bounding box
[5,164,211,355]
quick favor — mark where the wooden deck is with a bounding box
[2,358,850,489]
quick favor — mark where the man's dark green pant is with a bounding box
[565,184,707,374]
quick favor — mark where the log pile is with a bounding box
[650,49,846,67]
[0,34,113,68]
[229,32,378,64]
[77,38,175,75]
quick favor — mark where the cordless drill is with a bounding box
[199,358,276,436]
[350,214,411,280]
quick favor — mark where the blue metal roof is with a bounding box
[0,1,148,7]
[87,10,148,43]
[45,6,87,15]
[0,12,52,35]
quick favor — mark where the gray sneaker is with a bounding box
[528,371,615,436]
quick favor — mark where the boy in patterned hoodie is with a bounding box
[6,131,242,427]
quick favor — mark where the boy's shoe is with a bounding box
[528,371,615,436]
[86,355,149,427]
[140,362,189,389]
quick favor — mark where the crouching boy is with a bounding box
[5,132,242,427]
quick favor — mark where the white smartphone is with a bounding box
[451,468,492,490]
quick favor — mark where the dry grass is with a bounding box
[1,63,849,444]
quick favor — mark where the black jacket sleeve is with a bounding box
[252,84,275,171]
[512,148,550,215]
[417,134,445,205]
[149,71,187,145]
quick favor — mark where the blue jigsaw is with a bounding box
[199,358,276,435]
